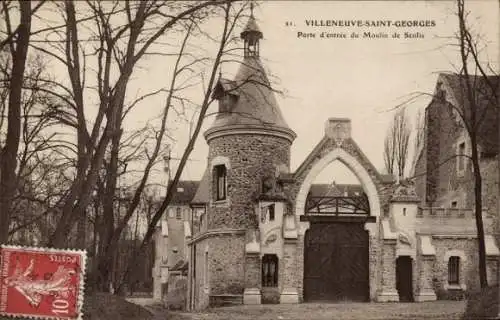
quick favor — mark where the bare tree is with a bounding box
[0,1,36,244]
[117,0,248,292]
[24,1,236,250]
[453,0,499,289]
[384,107,411,179]
[411,109,425,169]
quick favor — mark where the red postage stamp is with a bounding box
[0,245,86,320]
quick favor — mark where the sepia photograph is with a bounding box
[0,1,499,319]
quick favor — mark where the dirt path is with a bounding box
[128,300,466,320]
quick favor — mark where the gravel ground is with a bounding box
[160,301,466,320]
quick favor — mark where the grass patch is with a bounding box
[462,286,499,320]
[0,293,153,320]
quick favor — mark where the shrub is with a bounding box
[462,285,499,320]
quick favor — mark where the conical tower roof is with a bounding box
[205,14,296,143]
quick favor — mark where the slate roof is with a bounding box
[189,176,364,205]
[209,57,293,132]
[191,169,209,205]
[206,15,294,137]
[170,180,199,205]
[439,73,499,155]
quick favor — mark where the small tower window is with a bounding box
[176,207,181,220]
[448,256,460,285]
[262,254,278,287]
[268,204,275,221]
[214,165,227,201]
[457,142,466,173]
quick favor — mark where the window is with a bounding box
[457,142,466,173]
[448,256,460,285]
[262,254,278,287]
[215,165,227,201]
[176,207,181,219]
[268,204,275,221]
[168,208,175,218]
[451,201,458,208]
[402,208,407,216]
[204,251,209,288]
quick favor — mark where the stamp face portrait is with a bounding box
[0,246,86,320]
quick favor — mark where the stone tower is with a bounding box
[192,10,296,308]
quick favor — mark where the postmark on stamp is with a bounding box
[0,245,86,320]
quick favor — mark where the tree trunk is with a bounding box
[0,1,32,244]
[471,134,488,288]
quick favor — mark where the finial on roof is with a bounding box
[250,1,254,18]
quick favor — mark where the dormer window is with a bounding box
[214,165,227,201]
[219,94,234,114]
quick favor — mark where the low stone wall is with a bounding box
[166,273,187,310]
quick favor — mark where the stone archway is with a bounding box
[294,147,381,226]
[282,118,388,303]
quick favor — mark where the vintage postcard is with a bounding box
[0,1,498,319]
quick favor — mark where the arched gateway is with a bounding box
[183,10,499,310]
[280,118,389,303]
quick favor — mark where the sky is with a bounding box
[166,0,499,185]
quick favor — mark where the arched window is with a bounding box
[448,256,460,285]
[214,165,227,201]
[262,254,278,287]
[176,207,181,220]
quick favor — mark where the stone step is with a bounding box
[209,294,243,307]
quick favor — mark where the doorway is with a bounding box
[396,256,413,302]
[304,222,369,302]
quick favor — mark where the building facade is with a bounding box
[155,13,500,310]
[412,73,500,297]
[152,181,199,301]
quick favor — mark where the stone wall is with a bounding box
[193,239,209,310]
[415,207,496,235]
[481,157,499,239]
[295,235,305,301]
[431,237,479,294]
[415,97,498,215]
[207,134,292,230]
[209,235,246,294]
[193,234,246,302]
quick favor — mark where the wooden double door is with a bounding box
[304,222,369,302]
